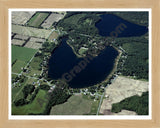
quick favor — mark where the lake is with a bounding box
[48,14,148,88]
[95,14,148,37]
[48,38,118,88]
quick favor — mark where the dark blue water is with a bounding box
[48,14,148,88]
[48,39,118,88]
[95,14,148,37]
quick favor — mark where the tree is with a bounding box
[22,84,35,98]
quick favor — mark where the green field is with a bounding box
[12,89,48,115]
[12,75,28,102]
[50,94,100,115]
[27,12,50,28]
[12,80,25,102]
[12,60,26,73]
[27,56,42,76]
[12,45,37,73]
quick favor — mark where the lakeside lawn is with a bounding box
[12,45,37,73]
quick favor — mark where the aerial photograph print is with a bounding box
[11,9,150,117]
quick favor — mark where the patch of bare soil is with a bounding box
[100,76,149,115]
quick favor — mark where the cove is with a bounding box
[95,14,148,37]
[48,38,119,88]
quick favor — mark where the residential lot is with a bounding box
[100,76,149,115]
[48,31,59,41]
[12,11,36,25]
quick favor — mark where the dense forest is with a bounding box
[111,91,149,115]
[57,12,100,36]
[114,33,149,80]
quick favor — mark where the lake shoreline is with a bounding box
[93,45,122,88]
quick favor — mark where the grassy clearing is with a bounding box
[82,94,100,115]
[50,94,99,115]
[27,12,50,28]
[89,99,100,115]
[12,89,48,115]
[78,47,88,55]
[12,45,37,73]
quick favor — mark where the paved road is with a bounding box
[96,92,105,115]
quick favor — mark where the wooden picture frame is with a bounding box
[0,0,160,127]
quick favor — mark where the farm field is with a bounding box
[27,12,50,28]
[50,94,100,115]
[24,41,42,49]
[12,89,48,115]
[12,11,36,25]
[50,94,92,115]
[30,37,46,43]
[12,45,37,73]
[12,24,52,39]
[14,34,29,40]
[99,76,149,115]
[41,13,64,28]
[11,39,25,46]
